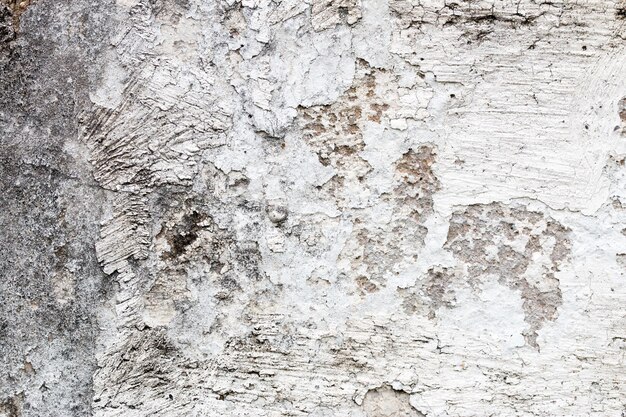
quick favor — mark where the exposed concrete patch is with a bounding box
[445,203,571,348]
[339,145,440,292]
[298,58,432,204]
[298,60,375,189]
[361,386,425,417]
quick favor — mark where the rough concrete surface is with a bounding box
[1,0,626,416]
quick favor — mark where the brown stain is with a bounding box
[395,146,437,183]
[355,276,379,294]
[2,0,33,32]
[22,361,34,375]
[422,267,456,311]
[0,393,23,417]
[368,103,389,123]
[393,145,440,221]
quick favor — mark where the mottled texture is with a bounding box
[445,203,571,348]
[2,0,626,416]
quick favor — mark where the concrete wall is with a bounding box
[1,0,626,415]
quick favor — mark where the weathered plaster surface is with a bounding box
[1,0,626,416]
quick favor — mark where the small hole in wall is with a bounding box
[168,394,173,400]
[585,124,589,130]
[450,93,456,98]
[582,45,587,51]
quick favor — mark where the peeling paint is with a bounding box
[2,0,626,416]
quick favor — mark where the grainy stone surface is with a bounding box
[1,0,626,416]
